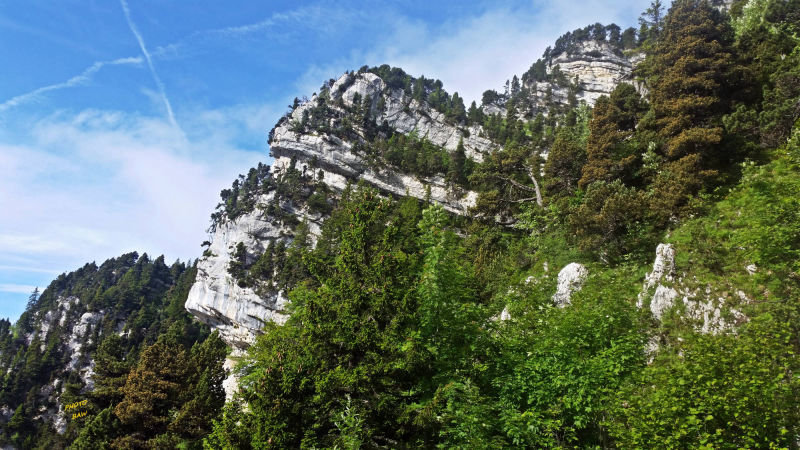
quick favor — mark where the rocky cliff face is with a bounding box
[0,254,204,441]
[185,192,294,350]
[9,296,102,434]
[483,40,644,117]
[545,40,643,106]
[271,72,491,213]
[186,70,498,348]
[184,36,645,352]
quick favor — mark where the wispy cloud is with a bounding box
[0,266,61,275]
[119,0,179,130]
[0,57,142,113]
[0,284,38,295]
[1,104,270,271]
[210,13,288,37]
[0,4,353,117]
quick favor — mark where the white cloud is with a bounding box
[0,103,276,277]
[0,265,61,275]
[295,0,654,104]
[0,57,142,113]
[0,284,39,295]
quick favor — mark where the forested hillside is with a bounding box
[204,0,800,447]
[0,254,226,448]
[2,0,799,448]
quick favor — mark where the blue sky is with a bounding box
[0,0,655,320]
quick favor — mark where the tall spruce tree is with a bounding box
[647,0,741,219]
[580,83,647,189]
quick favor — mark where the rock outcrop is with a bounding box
[553,263,588,307]
[185,192,294,350]
[484,40,644,117]
[270,71,490,214]
[638,244,746,334]
[186,38,649,361]
[13,295,107,434]
[186,70,497,348]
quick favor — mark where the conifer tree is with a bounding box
[113,339,189,444]
[447,138,467,185]
[647,0,742,219]
[91,334,130,406]
[639,0,665,43]
[651,0,736,161]
[580,83,647,188]
[544,129,586,196]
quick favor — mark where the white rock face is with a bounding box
[638,244,745,334]
[27,296,76,347]
[67,312,103,370]
[185,194,293,350]
[553,263,588,307]
[26,298,105,435]
[484,41,645,117]
[222,349,245,401]
[638,243,677,321]
[549,41,641,105]
[270,72,493,216]
[329,72,496,160]
[186,71,499,354]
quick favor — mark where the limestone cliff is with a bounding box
[483,40,644,117]
[186,70,496,348]
[184,32,644,352]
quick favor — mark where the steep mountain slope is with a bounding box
[184,30,646,349]
[3,0,799,446]
[186,67,505,349]
[194,0,800,446]
[0,254,224,448]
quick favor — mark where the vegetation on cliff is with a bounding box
[2,0,800,448]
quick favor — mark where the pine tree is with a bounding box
[26,288,39,311]
[467,100,484,126]
[544,129,586,196]
[113,339,189,442]
[91,334,130,406]
[621,27,638,49]
[447,139,467,186]
[651,0,738,160]
[639,0,665,43]
[647,0,742,219]
[580,83,647,188]
[510,75,521,96]
[169,333,226,440]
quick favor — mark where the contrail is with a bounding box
[119,0,179,129]
[0,6,316,116]
[0,57,142,113]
